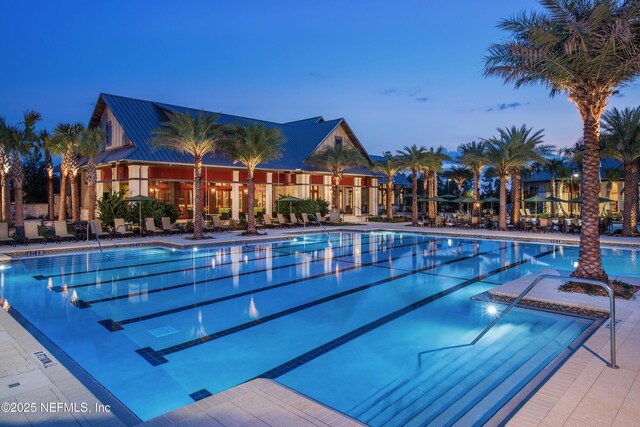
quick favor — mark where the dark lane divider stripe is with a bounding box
[134,244,514,365]
[53,237,364,291]
[257,247,557,379]
[100,242,494,331]
[80,237,450,308]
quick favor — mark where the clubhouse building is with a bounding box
[80,94,379,221]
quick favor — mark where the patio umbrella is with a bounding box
[124,195,156,228]
[440,194,457,200]
[480,196,500,215]
[277,196,303,213]
[452,196,475,214]
[523,195,552,215]
[567,196,613,203]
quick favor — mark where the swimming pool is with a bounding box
[1,232,634,425]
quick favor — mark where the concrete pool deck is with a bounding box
[0,223,639,426]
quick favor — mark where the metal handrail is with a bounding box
[472,274,618,368]
[308,214,331,240]
[89,221,103,254]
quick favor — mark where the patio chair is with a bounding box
[434,216,443,227]
[290,213,302,226]
[161,217,181,234]
[263,215,279,229]
[114,218,134,238]
[277,213,293,227]
[301,213,311,226]
[525,209,532,217]
[471,216,480,229]
[145,218,164,236]
[0,223,15,246]
[89,221,111,240]
[314,212,326,224]
[538,218,552,233]
[212,215,232,232]
[24,221,45,245]
[54,221,76,243]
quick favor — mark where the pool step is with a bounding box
[350,321,531,423]
[389,319,582,427]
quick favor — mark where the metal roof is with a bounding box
[523,158,625,182]
[87,93,374,175]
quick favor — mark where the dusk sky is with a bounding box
[1,1,638,156]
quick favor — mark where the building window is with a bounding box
[335,136,343,147]
[105,121,112,147]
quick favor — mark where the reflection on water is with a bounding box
[249,296,259,319]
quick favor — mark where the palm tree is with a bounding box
[78,127,105,221]
[372,152,402,221]
[544,157,569,216]
[484,0,640,281]
[6,111,41,238]
[601,107,640,236]
[152,111,227,240]
[425,147,449,218]
[37,130,55,220]
[602,167,623,214]
[482,137,513,230]
[223,123,285,235]
[396,145,427,226]
[54,123,83,221]
[445,164,471,197]
[497,125,547,225]
[0,118,12,224]
[306,144,368,214]
[459,141,486,215]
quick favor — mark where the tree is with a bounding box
[222,123,285,234]
[78,127,105,221]
[6,111,42,237]
[372,152,402,221]
[485,0,640,281]
[0,118,12,224]
[396,145,427,226]
[152,111,227,240]
[459,141,486,215]
[601,107,640,236]
[424,147,449,218]
[497,125,547,225]
[22,145,47,204]
[544,157,569,216]
[306,143,368,213]
[53,123,83,221]
[37,130,55,219]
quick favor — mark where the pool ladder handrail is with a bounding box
[89,221,103,254]
[472,274,618,368]
[308,213,331,240]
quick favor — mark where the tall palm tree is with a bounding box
[78,127,105,221]
[498,125,547,225]
[37,130,55,220]
[0,118,12,224]
[445,164,471,197]
[396,145,427,226]
[54,122,83,221]
[482,137,513,231]
[484,0,640,281]
[306,143,368,213]
[153,111,227,240]
[425,146,449,218]
[7,111,41,238]
[459,141,486,215]
[601,107,640,236]
[372,152,402,221]
[223,123,285,235]
[544,157,569,216]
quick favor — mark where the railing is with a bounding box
[89,221,103,254]
[419,274,618,369]
[472,274,618,368]
[308,214,331,240]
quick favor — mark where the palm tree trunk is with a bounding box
[12,156,24,239]
[429,171,437,218]
[246,168,257,234]
[511,169,521,226]
[623,161,638,236]
[70,173,80,223]
[1,173,9,224]
[386,178,393,221]
[421,171,427,216]
[499,175,507,230]
[411,169,418,226]
[573,112,607,281]
[550,179,557,216]
[59,170,68,220]
[87,160,97,221]
[193,159,203,239]
[473,169,480,216]
[557,179,566,216]
[332,175,341,210]
[46,150,54,220]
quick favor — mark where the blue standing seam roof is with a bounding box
[87,93,374,175]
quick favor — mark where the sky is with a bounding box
[1,0,638,156]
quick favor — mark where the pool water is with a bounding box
[1,232,633,425]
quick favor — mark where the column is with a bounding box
[112,165,120,192]
[353,177,362,215]
[128,165,149,197]
[323,175,332,205]
[370,178,378,216]
[266,173,273,217]
[232,170,240,221]
[296,173,310,199]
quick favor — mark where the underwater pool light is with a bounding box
[486,305,498,316]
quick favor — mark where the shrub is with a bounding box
[97,190,178,226]
[274,197,329,217]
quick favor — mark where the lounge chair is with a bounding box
[301,213,311,226]
[314,212,325,224]
[89,221,111,240]
[277,214,293,227]
[24,222,45,244]
[212,215,232,232]
[114,218,134,238]
[54,221,76,243]
[0,223,15,246]
[290,213,302,226]
[263,215,279,229]
[145,218,164,236]
[161,217,181,234]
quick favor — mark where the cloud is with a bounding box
[416,97,429,103]
[486,102,529,112]
[407,87,421,97]
[382,88,398,95]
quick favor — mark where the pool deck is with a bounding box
[0,223,639,426]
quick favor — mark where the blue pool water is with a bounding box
[1,232,634,425]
